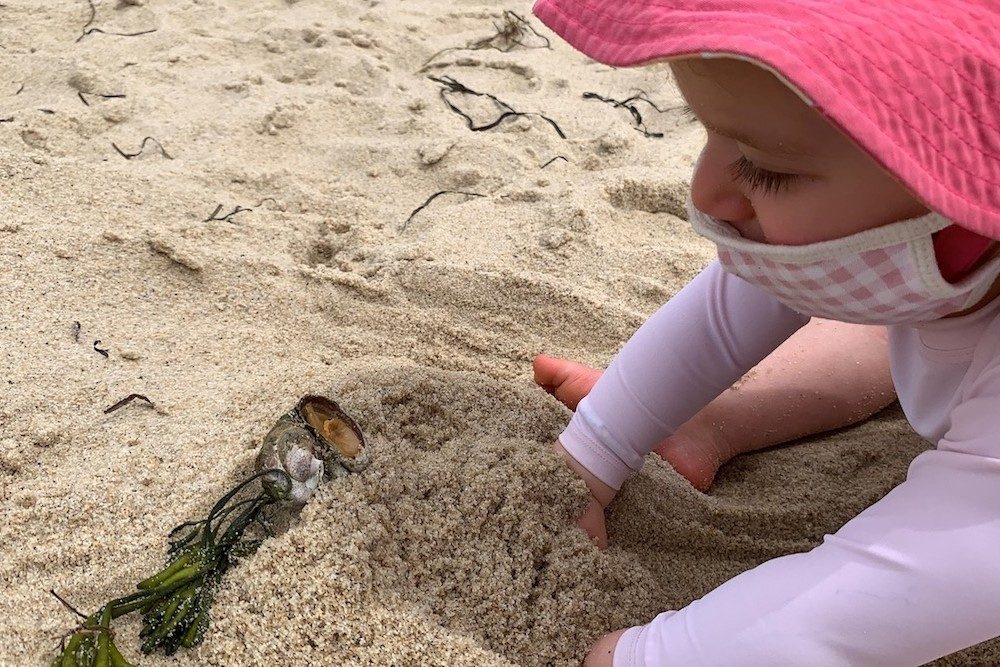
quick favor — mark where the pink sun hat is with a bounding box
[531,0,1000,275]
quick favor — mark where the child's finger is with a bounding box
[533,354,603,411]
[533,354,579,392]
[531,354,560,385]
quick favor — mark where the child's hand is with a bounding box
[553,439,615,549]
[533,355,615,546]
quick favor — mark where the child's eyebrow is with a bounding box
[681,104,814,157]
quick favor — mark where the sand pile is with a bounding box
[0,1,992,665]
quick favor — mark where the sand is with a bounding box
[0,1,994,665]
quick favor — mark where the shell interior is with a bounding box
[300,397,363,459]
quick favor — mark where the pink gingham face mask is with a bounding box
[688,203,1000,325]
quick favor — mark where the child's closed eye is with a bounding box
[727,155,800,196]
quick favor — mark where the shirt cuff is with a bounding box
[614,623,650,666]
[614,612,677,667]
[560,403,638,490]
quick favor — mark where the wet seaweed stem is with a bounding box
[204,204,250,223]
[419,10,551,71]
[50,590,88,621]
[72,321,82,342]
[112,136,173,160]
[93,340,109,358]
[401,190,485,232]
[582,91,683,138]
[104,393,155,414]
[428,75,565,138]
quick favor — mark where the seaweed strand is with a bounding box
[77,0,156,42]
[582,90,688,138]
[420,10,551,71]
[401,190,485,232]
[429,75,565,138]
[111,136,172,160]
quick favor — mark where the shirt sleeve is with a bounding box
[560,260,810,489]
[615,357,1000,666]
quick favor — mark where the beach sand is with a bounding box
[1,1,994,665]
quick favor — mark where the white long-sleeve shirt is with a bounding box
[560,260,1000,666]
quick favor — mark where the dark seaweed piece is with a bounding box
[79,26,156,41]
[14,83,24,95]
[93,340,109,358]
[77,0,156,42]
[72,321,82,342]
[582,91,684,139]
[80,0,97,35]
[204,204,251,223]
[540,156,569,169]
[428,75,565,138]
[78,91,126,106]
[419,10,551,71]
[103,393,155,414]
[0,117,13,123]
[203,199,275,222]
[50,589,88,621]
[112,136,173,160]
[38,109,55,115]
[401,190,485,232]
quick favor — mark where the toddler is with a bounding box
[529,1,1000,665]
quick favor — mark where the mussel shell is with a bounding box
[295,395,370,474]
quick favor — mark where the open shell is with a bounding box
[256,395,370,503]
[297,395,370,474]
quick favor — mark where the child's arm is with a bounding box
[559,259,810,492]
[556,260,810,549]
[539,318,895,495]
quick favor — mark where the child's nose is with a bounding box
[690,142,758,235]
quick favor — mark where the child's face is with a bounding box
[671,58,930,245]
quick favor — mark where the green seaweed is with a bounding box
[49,469,291,666]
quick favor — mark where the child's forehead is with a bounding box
[669,58,804,110]
[669,57,842,159]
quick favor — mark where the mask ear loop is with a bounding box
[932,225,997,283]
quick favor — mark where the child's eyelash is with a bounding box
[727,155,799,195]
[679,104,800,195]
